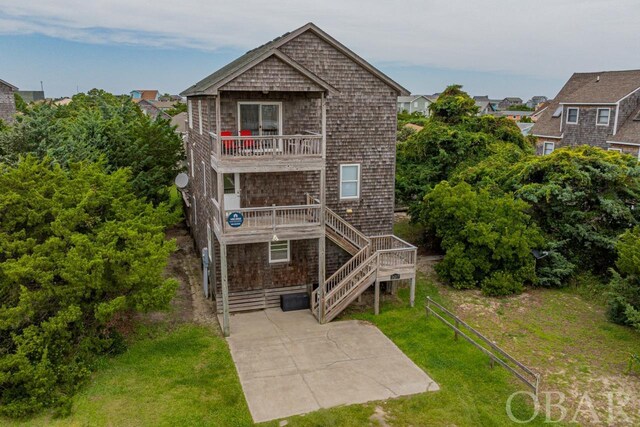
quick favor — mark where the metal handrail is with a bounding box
[426,297,540,394]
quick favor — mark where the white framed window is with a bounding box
[201,160,206,197]
[608,147,623,153]
[188,100,193,129]
[190,149,194,177]
[269,240,290,264]
[340,164,360,200]
[198,100,203,135]
[413,101,418,107]
[566,107,579,124]
[543,141,555,155]
[596,108,610,126]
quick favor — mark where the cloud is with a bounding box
[0,0,639,79]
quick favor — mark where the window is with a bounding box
[596,108,610,126]
[201,161,206,197]
[340,164,360,199]
[198,100,203,135]
[543,141,555,155]
[190,149,194,177]
[269,240,290,263]
[188,100,193,129]
[566,107,579,124]
[608,147,623,153]
[413,101,418,107]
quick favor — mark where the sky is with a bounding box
[1,0,639,100]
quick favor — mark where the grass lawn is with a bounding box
[5,324,253,427]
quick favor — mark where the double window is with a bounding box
[597,108,610,126]
[340,164,360,199]
[269,240,290,264]
[566,107,579,124]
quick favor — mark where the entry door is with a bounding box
[223,173,240,211]
[239,103,282,150]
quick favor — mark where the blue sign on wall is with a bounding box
[227,212,244,228]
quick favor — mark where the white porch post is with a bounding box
[220,242,230,337]
[410,276,416,308]
[318,92,327,323]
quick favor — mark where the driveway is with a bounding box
[225,308,439,423]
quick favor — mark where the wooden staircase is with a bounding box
[309,199,417,323]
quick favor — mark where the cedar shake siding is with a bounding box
[180,23,412,325]
[278,30,398,236]
[0,80,17,124]
[533,70,640,158]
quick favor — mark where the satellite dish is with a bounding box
[175,173,189,189]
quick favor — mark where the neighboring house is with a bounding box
[130,89,159,101]
[532,69,640,159]
[0,79,18,124]
[403,123,424,132]
[54,97,73,106]
[159,94,183,102]
[475,100,495,115]
[17,90,45,103]
[495,110,533,121]
[526,96,548,110]
[498,97,524,110]
[181,22,417,336]
[397,95,432,116]
[137,99,172,120]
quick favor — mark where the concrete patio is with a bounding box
[225,308,439,423]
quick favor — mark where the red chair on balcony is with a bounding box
[239,130,255,151]
[220,130,233,154]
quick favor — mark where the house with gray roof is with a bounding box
[0,79,18,124]
[397,95,432,116]
[498,97,523,110]
[532,69,640,159]
[180,22,416,335]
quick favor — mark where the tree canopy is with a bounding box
[0,157,179,416]
[0,89,185,205]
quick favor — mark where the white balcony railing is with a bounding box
[209,132,322,160]
[221,204,321,233]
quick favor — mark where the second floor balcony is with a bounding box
[210,131,323,172]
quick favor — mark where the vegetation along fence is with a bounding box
[425,297,541,395]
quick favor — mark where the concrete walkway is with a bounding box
[225,308,439,423]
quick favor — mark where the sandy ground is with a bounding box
[415,255,640,426]
[162,224,220,332]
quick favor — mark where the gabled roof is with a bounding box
[397,95,432,103]
[0,79,18,91]
[181,23,409,96]
[558,70,640,104]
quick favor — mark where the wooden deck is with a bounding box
[210,133,324,173]
[212,202,323,244]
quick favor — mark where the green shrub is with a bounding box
[607,227,640,330]
[0,157,178,417]
[481,271,524,296]
[420,181,542,294]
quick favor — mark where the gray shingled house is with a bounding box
[0,79,18,124]
[181,23,417,335]
[532,70,640,159]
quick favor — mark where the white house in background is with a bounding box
[397,95,432,116]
